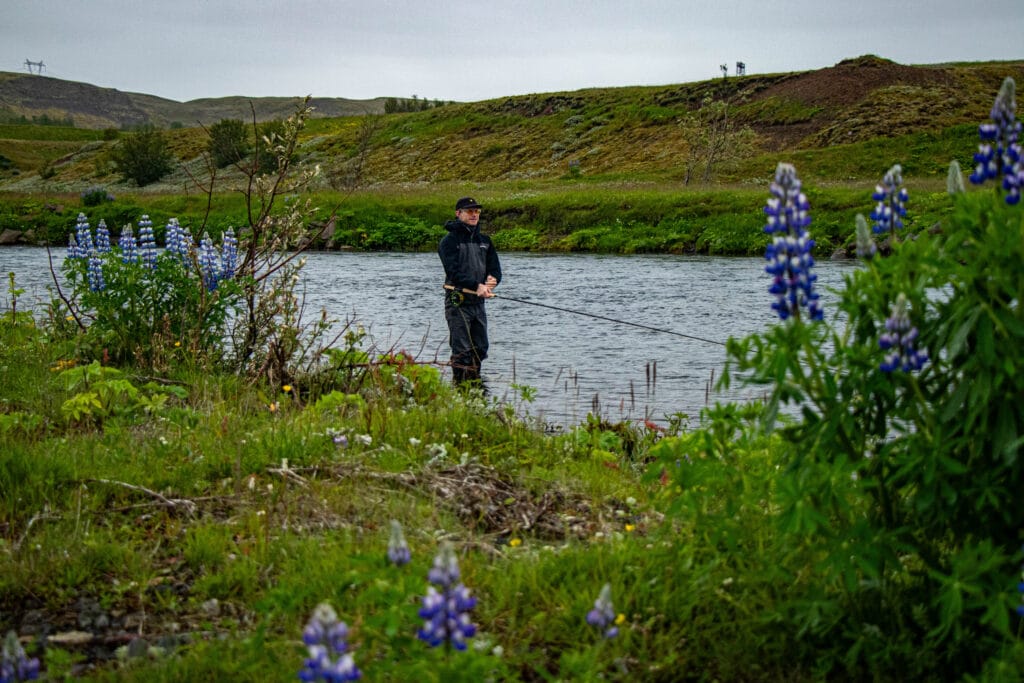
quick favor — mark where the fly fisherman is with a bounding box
[439,197,502,386]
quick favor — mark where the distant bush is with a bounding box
[80,186,114,207]
[254,119,287,173]
[207,118,251,168]
[110,124,173,186]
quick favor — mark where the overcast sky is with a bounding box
[4,0,1023,103]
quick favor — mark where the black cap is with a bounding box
[455,197,482,211]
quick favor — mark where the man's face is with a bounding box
[457,208,481,226]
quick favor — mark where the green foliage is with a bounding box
[717,177,1024,677]
[60,240,239,369]
[207,118,252,168]
[110,123,174,186]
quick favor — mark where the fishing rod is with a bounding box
[443,285,726,347]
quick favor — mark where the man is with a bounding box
[438,197,502,385]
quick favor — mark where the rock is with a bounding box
[19,609,46,636]
[830,248,852,260]
[0,229,24,245]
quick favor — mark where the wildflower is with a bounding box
[118,225,138,264]
[174,341,181,348]
[66,232,81,260]
[269,402,279,413]
[165,218,193,265]
[197,232,220,291]
[763,162,823,322]
[283,385,292,393]
[95,219,112,253]
[86,249,105,292]
[624,523,636,533]
[586,583,620,639]
[854,214,877,260]
[1,630,41,682]
[298,602,361,682]
[74,213,94,254]
[220,227,238,280]
[969,77,1022,204]
[879,293,928,373]
[333,433,348,448]
[387,520,411,566]
[870,164,909,235]
[417,542,477,650]
[354,434,372,446]
[138,216,157,270]
[508,538,522,548]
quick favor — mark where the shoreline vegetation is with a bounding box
[1,67,1023,681]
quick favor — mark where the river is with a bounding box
[1,246,858,428]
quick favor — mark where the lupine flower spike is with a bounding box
[417,542,477,650]
[387,520,411,566]
[198,232,220,291]
[138,215,158,270]
[969,77,1022,204]
[67,233,80,260]
[854,214,877,260]
[870,164,909,236]
[95,219,111,253]
[586,583,620,639]
[75,213,94,254]
[118,225,138,264]
[1,630,40,682]
[299,602,361,682]
[221,227,238,280]
[763,162,823,321]
[86,249,105,293]
[879,293,928,373]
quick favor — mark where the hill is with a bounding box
[0,71,389,129]
[0,55,1022,193]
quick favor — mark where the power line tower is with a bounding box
[736,61,746,76]
[23,59,45,75]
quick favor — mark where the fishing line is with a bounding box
[443,285,726,347]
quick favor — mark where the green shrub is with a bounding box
[207,118,251,168]
[110,124,173,186]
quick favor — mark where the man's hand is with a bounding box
[476,282,494,298]
[485,275,498,288]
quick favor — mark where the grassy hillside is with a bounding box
[0,55,1021,256]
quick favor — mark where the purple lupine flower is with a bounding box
[66,232,81,260]
[879,293,928,373]
[969,77,1022,205]
[95,219,111,253]
[763,163,823,322]
[138,216,157,270]
[1,630,40,682]
[220,227,238,280]
[74,213,94,254]
[118,225,138,264]
[586,583,620,639]
[86,249,105,292]
[417,543,477,650]
[387,520,411,566]
[198,232,220,291]
[870,165,909,235]
[299,603,361,682]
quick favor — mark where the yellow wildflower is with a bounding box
[615,613,626,625]
[624,523,636,533]
[283,385,292,393]
[509,538,522,548]
[174,341,181,348]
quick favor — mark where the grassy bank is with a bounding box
[1,179,959,256]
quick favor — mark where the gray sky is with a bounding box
[4,0,1023,103]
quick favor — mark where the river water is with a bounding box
[1,246,858,428]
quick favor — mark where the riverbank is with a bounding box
[0,182,956,257]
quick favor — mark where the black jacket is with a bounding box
[439,219,502,305]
